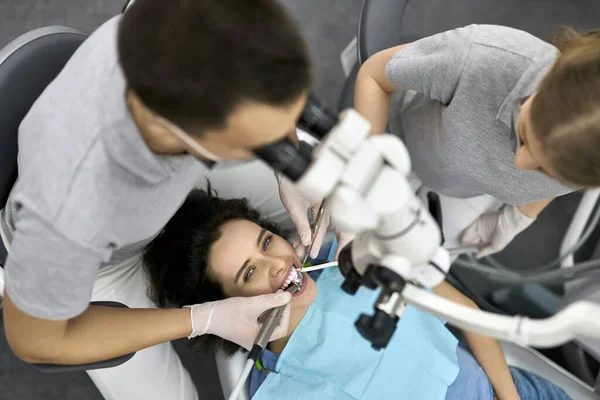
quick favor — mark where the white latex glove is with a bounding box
[461,205,535,258]
[186,291,292,351]
[277,172,330,258]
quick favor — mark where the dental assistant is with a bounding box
[0,1,321,399]
[353,25,600,257]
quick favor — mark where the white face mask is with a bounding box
[156,116,223,162]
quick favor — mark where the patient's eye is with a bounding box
[262,235,272,251]
[244,267,255,282]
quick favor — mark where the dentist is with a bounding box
[1,1,321,399]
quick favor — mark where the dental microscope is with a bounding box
[254,98,600,351]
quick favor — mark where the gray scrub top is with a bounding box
[385,24,573,206]
[1,16,205,320]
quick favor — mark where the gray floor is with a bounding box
[0,1,361,399]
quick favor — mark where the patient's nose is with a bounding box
[267,256,288,277]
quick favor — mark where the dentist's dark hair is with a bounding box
[143,186,280,356]
[118,0,310,135]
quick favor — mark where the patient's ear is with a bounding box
[126,90,185,153]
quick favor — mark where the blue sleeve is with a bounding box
[250,365,266,397]
[445,345,494,400]
[249,349,281,397]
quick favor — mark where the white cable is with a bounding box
[228,359,254,400]
[302,261,338,272]
[401,284,600,348]
[446,246,477,257]
[0,214,8,298]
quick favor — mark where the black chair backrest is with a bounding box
[358,0,410,65]
[0,27,87,209]
[0,26,138,375]
[357,0,600,64]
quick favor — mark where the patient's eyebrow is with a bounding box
[234,229,267,284]
[235,259,250,284]
[256,228,267,247]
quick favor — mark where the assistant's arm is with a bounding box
[353,44,411,135]
[433,282,520,400]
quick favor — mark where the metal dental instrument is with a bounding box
[301,198,328,266]
[229,283,299,400]
[253,284,299,350]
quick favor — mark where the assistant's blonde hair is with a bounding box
[531,27,600,187]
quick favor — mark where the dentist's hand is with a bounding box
[186,291,292,351]
[461,205,535,258]
[293,229,355,261]
[277,173,330,258]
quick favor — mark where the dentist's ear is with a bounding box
[127,91,185,151]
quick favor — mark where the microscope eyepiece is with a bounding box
[254,136,310,182]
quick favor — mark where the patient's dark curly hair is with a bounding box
[143,186,280,356]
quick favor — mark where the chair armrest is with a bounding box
[501,341,599,399]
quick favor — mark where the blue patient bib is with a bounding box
[253,267,460,399]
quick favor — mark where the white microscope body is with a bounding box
[292,109,600,349]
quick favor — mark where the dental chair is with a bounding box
[491,189,600,392]
[336,0,600,399]
[0,26,135,373]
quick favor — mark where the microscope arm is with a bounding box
[402,284,600,348]
[256,106,600,349]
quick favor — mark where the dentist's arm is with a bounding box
[433,282,520,400]
[3,290,290,365]
[353,44,411,135]
[3,292,190,364]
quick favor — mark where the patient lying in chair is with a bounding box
[143,188,570,400]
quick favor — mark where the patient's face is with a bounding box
[209,219,317,308]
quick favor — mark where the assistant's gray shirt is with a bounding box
[1,16,205,319]
[386,24,573,205]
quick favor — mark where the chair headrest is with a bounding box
[0,27,87,208]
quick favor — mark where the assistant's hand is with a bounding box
[461,205,535,258]
[276,172,330,258]
[186,291,292,351]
